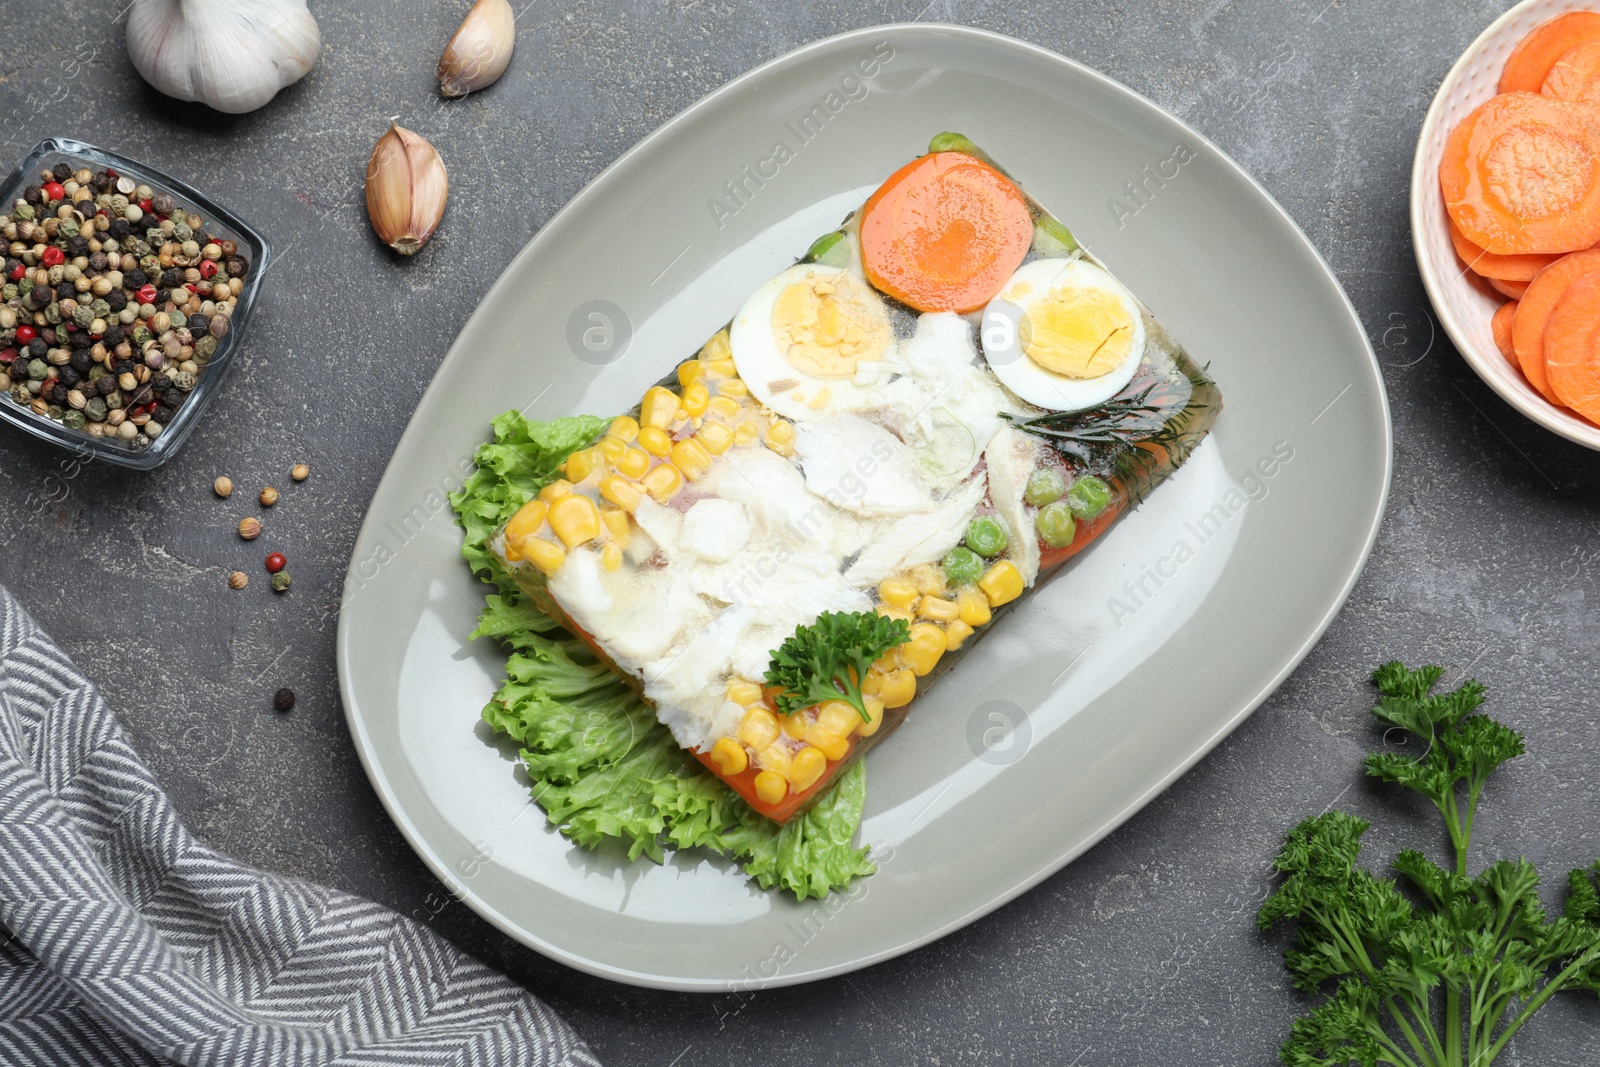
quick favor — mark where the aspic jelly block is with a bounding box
[493,134,1220,822]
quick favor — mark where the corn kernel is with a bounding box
[737,707,780,751]
[637,427,672,457]
[522,537,566,576]
[909,563,944,596]
[537,479,573,504]
[789,747,827,792]
[878,669,915,709]
[703,358,737,378]
[807,387,832,411]
[918,594,960,622]
[641,386,679,429]
[549,494,602,547]
[756,742,792,777]
[979,560,1025,606]
[754,770,787,805]
[677,360,705,388]
[958,589,993,627]
[598,435,628,463]
[873,649,901,674]
[601,542,623,571]
[767,418,795,446]
[877,604,914,624]
[710,736,747,776]
[858,693,888,734]
[607,415,639,443]
[503,540,524,563]
[696,421,734,455]
[720,377,750,397]
[564,446,604,483]
[811,700,853,736]
[733,419,760,445]
[706,395,741,420]
[681,381,710,417]
[878,576,919,608]
[670,438,713,481]
[642,463,683,502]
[902,622,947,677]
[600,507,631,543]
[861,670,883,696]
[599,474,642,513]
[700,330,732,363]
[944,618,974,650]
[727,679,764,706]
[805,725,849,762]
[615,446,651,478]
[504,500,549,545]
[781,711,809,739]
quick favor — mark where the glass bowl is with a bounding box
[0,137,272,470]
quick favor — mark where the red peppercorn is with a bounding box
[0,348,16,364]
[15,325,37,344]
[136,284,158,304]
[199,260,218,279]
[104,168,117,179]
[42,181,64,202]
[41,247,64,267]
[265,552,287,574]
[8,263,23,281]
[139,198,153,213]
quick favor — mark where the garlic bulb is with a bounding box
[366,124,449,255]
[127,0,321,115]
[439,0,515,98]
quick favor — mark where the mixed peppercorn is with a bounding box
[0,161,248,448]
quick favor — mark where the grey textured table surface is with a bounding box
[4,1,1600,1063]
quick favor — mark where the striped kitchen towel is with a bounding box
[0,584,599,1067]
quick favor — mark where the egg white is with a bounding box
[729,263,895,422]
[980,258,1146,412]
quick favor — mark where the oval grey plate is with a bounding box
[335,24,1390,991]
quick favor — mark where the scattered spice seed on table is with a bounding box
[258,486,278,507]
[271,571,291,593]
[0,162,250,449]
[213,474,233,498]
[273,687,295,712]
[290,463,309,482]
[228,570,248,589]
[264,551,286,573]
[238,516,261,540]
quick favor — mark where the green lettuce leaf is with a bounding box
[450,409,875,899]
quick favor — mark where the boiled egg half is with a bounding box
[729,263,895,421]
[980,258,1145,411]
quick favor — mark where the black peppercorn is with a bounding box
[105,291,127,313]
[23,186,42,205]
[92,172,112,193]
[186,313,208,332]
[51,163,71,181]
[65,236,89,258]
[95,376,116,397]
[68,350,91,374]
[88,252,107,272]
[113,359,135,376]
[43,380,65,404]
[125,268,147,289]
[27,288,50,309]
[273,688,295,712]
[59,366,80,387]
[153,404,175,423]
[108,219,131,240]
[69,331,90,349]
[160,268,183,288]
[224,255,248,277]
[55,281,74,301]
[150,193,175,216]
[26,338,46,360]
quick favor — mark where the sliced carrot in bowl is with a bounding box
[1492,300,1519,368]
[1501,11,1600,93]
[1542,38,1600,103]
[1490,277,1529,299]
[1441,92,1600,254]
[1542,271,1600,419]
[1512,248,1600,401]
[860,151,1033,314]
[1448,217,1558,280]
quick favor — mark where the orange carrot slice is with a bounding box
[1441,92,1600,254]
[1541,270,1600,418]
[1501,12,1600,93]
[1491,277,1529,299]
[1492,300,1519,367]
[1543,39,1600,102]
[860,151,1033,314]
[1513,248,1600,400]
[1448,217,1559,279]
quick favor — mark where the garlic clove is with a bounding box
[366,124,449,256]
[126,0,321,115]
[438,0,516,98]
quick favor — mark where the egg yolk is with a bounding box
[771,270,892,379]
[1015,284,1135,379]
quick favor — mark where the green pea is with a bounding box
[1035,502,1077,548]
[1023,467,1066,507]
[1066,475,1111,521]
[964,516,1008,558]
[928,131,980,155]
[1033,215,1080,257]
[942,546,983,586]
[805,230,850,267]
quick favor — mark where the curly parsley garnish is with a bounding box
[764,611,910,723]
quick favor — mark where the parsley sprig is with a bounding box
[1258,662,1600,1067]
[764,611,910,723]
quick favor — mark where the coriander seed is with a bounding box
[213,475,234,498]
[259,486,279,507]
[228,571,249,590]
[238,516,262,540]
[290,463,310,482]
